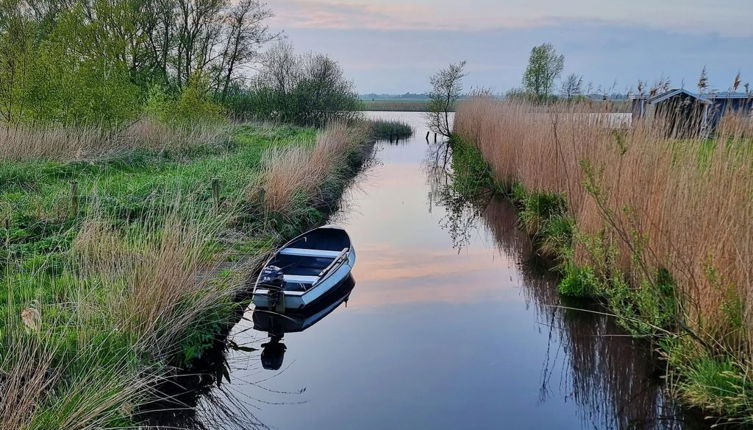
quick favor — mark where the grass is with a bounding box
[0,119,370,427]
[454,96,753,423]
[0,118,228,161]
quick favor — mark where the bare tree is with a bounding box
[217,0,276,99]
[560,73,583,98]
[427,61,466,138]
[258,40,300,94]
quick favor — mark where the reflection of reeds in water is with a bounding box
[431,170,692,429]
[480,198,691,430]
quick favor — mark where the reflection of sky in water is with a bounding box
[192,112,697,430]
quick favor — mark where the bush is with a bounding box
[369,120,413,140]
[559,264,599,297]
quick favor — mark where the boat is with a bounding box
[252,225,356,313]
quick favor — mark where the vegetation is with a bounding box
[427,61,466,137]
[368,120,414,140]
[359,100,433,112]
[0,121,370,428]
[225,41,361,126]
[455,96,753,424]
[522,43,564,100]
[0,0,278,126]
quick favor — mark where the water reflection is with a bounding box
[253,275,356,370]
[428,140,701,429]
[157,112,709,430]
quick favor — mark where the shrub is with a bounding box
[559,264,599,297]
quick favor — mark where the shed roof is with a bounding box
[648,88,711,105]
[706,91,753,100]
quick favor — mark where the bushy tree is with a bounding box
[523,43,564,100]
[227,42,359,127]
[0,0,276,126]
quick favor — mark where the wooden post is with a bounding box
[70,182,79,218]
[425,131,430,141]
[434,133,437,142]
[4,218,9,251]
[211,178,221,210]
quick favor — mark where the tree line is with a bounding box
[0,0,358,127]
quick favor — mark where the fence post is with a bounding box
[211,178,221,210]
[70,182,79,218]
[4,218,9,251]
[425,131,430,141]
[434,133,437,142]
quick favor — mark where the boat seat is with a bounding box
[279,248,342,258]
[283,275,319,284]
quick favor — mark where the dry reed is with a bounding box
[455,97,753,352]
[0,118,227,161]
[257,122,364,213]
[71,198,239,360]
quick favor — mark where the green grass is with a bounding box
[0,122,366,428]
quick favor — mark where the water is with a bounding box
[176,112,705,429]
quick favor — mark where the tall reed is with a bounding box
[256,122,365,214]
[455,97,753,414]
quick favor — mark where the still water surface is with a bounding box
[185,112,704,429]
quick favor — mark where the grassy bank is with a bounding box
[0,120,371,428]
[453,97,753,425]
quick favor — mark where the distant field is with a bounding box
[359,98,629,113]
[359,100,437,112]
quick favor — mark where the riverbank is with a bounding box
[0,120,373,428]
[453,97,753,426]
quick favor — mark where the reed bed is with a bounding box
[0,118,228,161]
[257,122,366,214]
[455,97,753,418]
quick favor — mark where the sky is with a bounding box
[266,0,753,94]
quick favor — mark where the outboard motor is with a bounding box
[261,337,286,370]
[259,265,285,311]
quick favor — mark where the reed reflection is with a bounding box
[428,142,697,430]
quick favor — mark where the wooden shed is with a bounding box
[632,89,753,137]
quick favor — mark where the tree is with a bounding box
[427,61,466,137]
[231,42,359,126]
[217,0,276,100]
[560,73,582,98]
[522,43,564,100]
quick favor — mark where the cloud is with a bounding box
[270,0,753,37]
[271,0,435,31]
[271,0,564,32]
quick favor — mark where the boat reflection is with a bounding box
[253,274,356,370]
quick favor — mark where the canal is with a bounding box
[177,112,703,429]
